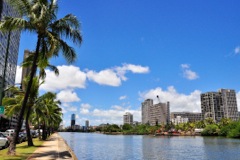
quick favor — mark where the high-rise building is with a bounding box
[85,120,89,128]
[201,89,239,122]
[21,50,32,91]
[0,0,21,131]
[71,114,75,129]
[123,112,133,125]
[0,0,21,90]
[141,99,170,126]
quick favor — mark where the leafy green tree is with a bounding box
[195,120,206,128]
[122,124,132,131]
[201,124,219,136]
[204,118,215,125]
[0,0,82,154]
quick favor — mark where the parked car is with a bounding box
[2,132,24,144]
[5,129,15,133]
[0,132,9,149]
[19,132,27,142]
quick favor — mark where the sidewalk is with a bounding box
[27,133,77,160]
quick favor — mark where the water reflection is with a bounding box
[59,132,240,160]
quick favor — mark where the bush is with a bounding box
[227,122,240,138]
[201,124,219,136]
[219,121,238,136]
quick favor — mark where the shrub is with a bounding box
[201,124,219,136]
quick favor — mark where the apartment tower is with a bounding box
[201,89,239,122]
[123,112,133,125]
[0,0,21,91]
[0,0,21,131]
[141,99,170,126]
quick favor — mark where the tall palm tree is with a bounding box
[33,92,62,140]
[0,0,82,154]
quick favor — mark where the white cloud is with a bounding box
[181,64,199,80]
[80,103,92,114]
[86,69,121,86]
[91,108,141,125]
[15,66,22,84]
[119,95,127,100]
[234,46,240,54]
[39,63,149,89]
[139,86,201,112]
[40,65,87,91]
[181,64,190,69]
[68,107,78,112]
[57,89,80,103]
[111,105,125,111]
[115,63,149,81]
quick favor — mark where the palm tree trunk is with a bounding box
[10,36,41,155]
[25,105,34,146]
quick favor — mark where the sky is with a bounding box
[15,0,240,127]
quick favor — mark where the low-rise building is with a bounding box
[171,112,202,122]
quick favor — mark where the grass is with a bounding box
[0,138,44,160]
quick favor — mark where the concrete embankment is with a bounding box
[28,133,78,160]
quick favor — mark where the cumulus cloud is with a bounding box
[115,63,149,81]
[111,105,125,111]
[15,66,22,84]
[86,63,149,86]
[234,46,240,54]
[119,95,127,100]
[80,103,92,114]
[39,63,149,89]
[139,86,201,112]
[86,69,121,86]
[57,89,80,103]
[181,64,199,80]
[91,108,141,125]
[40,65,87,91]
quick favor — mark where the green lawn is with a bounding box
[0,138,44,160]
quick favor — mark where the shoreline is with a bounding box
[57,132,78,160]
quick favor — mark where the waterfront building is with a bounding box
[0,0,21,131]
[171,112,202,122]
[85,120,89,131]
[171,116,189,125]
[71,114,76,129]
[141,99,170,126]
[123,112,133,125]
[201,89,239,122]
[0,0,21,91]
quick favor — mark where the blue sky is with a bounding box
[15,0,240,126]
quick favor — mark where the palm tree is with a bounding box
[0,0,82,154]
[2,77,41,147]
[33,92,62,140]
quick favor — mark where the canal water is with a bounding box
[59,132,240,160]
